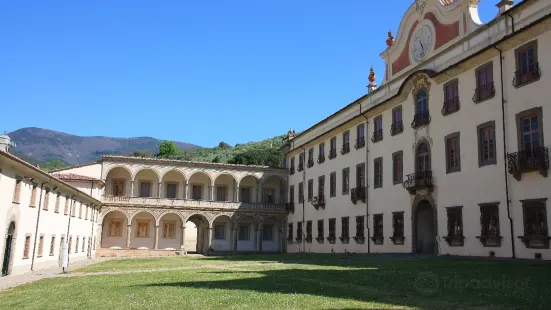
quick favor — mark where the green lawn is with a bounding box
[1,254,550,309]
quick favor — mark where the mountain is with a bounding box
[8,127,200,166]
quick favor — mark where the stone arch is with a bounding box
[187,171,212,200]
[411,194,438,254]
[237,174,260,185]
[103,165,132,180]
[2,220,17,276]
[133,168,161,198]
[160,169,186,199]
[259,174,286,204]
[232,214,258,252]
[100,210,128,249]
[128,210,156,249]
[104,166,133,196]
[157,212,183,250]
[213,173,238,202]
[185,213,210,254]
[133,167,161,182]
[160,168,187,184]
[187,170,213,185]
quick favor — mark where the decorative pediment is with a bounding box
[411,74,432,96]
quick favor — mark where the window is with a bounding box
[306,221,312,242]
[140,182,151,197]
[263,188,275,204]
[82,237,85,252]
[341,217,349,242]
[355,216,364,241]
[50,236,56,256]
[79,203,83,218]
[307,179,313,201]
[113,180,125,196]
[64,196,69,215]
[287,223,293,241]
[329,137,337,159]
[445,132,461,173]
[307,148,314,168]
[372,116,383,142]
[290,157,295,174]
[477,121,497,167]
[514,40,540,87]
[109,220,122,237]
[296,222,303,241]
[317,220,324,240]
[75,237,79,253]
[262,225,273,241]
[373,214,383,244]
[163,221,176,238]
[392,212,404,244]
[342,168,350,194]
[55,194,60,213]
[329,172,336,197]
[192,185,202,200]
[445,207,464,246]
[43,188,50,210]
[520,199,548,249]
[298,182,304,203]
[474,62,494,103]
[374,158,383,188]
[30,185,38,207]
[85,205,89,220]
[298,153,304,172]
[356,163,365,188]
[391,106,403,135]
[477,203,501,247]
[289,185,295,203]
[341,131,350,154]
[417,143,431,173]
[136,221,150,238]
[413,88,430,127]
[318,143,325,163]
[512,107,545,179]
[393,151,403,185]
[71,201,76,217]
[238,225,250,240]
[216,186,227,201]
[355,124,365,149]
[13,177,22,203]
[23,235,31,259]
[38,235,44,257]
[166,183,177,199]
[442,79,459,115]
[328,218,336,242]
[317,176,325,199]
[68,236,72,254]
[240,187,251,203]
[214,224,225,239]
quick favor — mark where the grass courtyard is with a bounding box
[0,254,550,309]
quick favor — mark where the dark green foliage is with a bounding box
[130,150,153,158]
[217,142,231,149]
[41,159,68,171]
[158,141,179,157]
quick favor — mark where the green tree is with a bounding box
[157,141,179,157]
[41,159,67,171]
[211,156,220,163]
[217,142,231,149]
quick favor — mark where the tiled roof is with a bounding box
[52,173,104,183]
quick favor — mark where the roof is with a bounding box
[51,173,105,184]
[49,161,98,173]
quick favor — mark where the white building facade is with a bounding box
[285,0,551,260]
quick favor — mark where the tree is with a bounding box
[211,156,220,163]
[217,142,231,149]
[41,159,67,171]
[130,150,153,158]
[157,141,179,157]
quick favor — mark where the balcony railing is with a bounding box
[297,162,304,172]
[411,111,431,128]
[506,147,549,180]
[354,137,365,149]
[441,96,460,115]
[312,195,325,210]
[371,129,383,143]
[350,186,366,204]
[390,121,403,136]
[513,62,541,87]
[402,171,434,193]
[472,81,495,103]
[328,149,337,159]
[307,158,314,168]
[289,167,295,175]
[317,154,325,164]
[102,195,286,211]
[285,202,295,213]
[340,143,350,155]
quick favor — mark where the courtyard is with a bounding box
[0,254,550,309]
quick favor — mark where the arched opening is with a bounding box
[105,167,132,197]
[260,175,285,204]
[188,172,211,201]
[161,170,186,199]
[211,215,232,252]
[235,216,256,252]
[416,143,431,173]
[101,211,128,249]
[158,213,183,250]
[239,175,259,203]
[214,174,237,202]
[2,222,16,276]
[261,217,280,252]
[130,211,155,249]
[134,169,160,198]
[185,214,209,254]
[413,200,437,254]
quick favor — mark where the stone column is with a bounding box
[126,224,132,248]
[204,226,212,255]
[258,226,263,253]
[182,182,187,199]
[154,225,160,249]
[180,225,186,251]
[158,182,162,198]
[232,228,238,253]
[235,187,240,203]
[96,224,103,249]
[257,180,262,203]
[253,225,259,251]
[130,181,135,197]
[209,186,215,201]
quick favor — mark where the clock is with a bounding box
[410,24,434,63]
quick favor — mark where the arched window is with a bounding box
[416,88,428,115]
[417,143,431,173]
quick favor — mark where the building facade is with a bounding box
[284,0,551,260]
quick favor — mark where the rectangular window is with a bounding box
[342,168,350,194]
[391,106,403,135]
[318,143,325,163]
[355,216,364,238]
[374,158,383,189]
[13,178,22,203]
[140,182,151,197]
[521,114,541,152]
[373,116,383,142]
[296,222,303,241]
[445,132,461,173]
[479,203,500,244]
[50,235,56,256]
[166,183,177,199]
[289,185,295,203]
[163,221,176,238]
[109,220,122,237]
[514,41,539,87]
[64,196,69,215]
[68,236,72,254]
[318,176,325,199]
[136,221,150,238]
[341,217,349,240]
[287,223,293,241]
[290,157,295,174]
[443,79,459,114]
[79,203,83,218]
[474,62,494,102]
[393,151,403,185]
[85,205,89,220]
[240,187,251,203]
[329,172,336,197]
[446,207,464,246]
[71,201,76,217]
[113,180,125,196]
[298,182,304,203]
[214,224,225,239]
[308,148,314,167]
[356,124,365,149]
[23,235,31,259]
[54,194,61,213]
[328,218,336,240]
[392,212,405,244]
[30,185,38,207]
[317,220,324,239]
[329,137,337,159]
[192,185,202,200]
[75,237,79,253]
[521,199,548,249]
[356,163,365,188]
[43,188,50,210]
[307,179,313,201]
[263,188,275,204]
[341,131,350,154]
[38,235,44,257]
[216,186,227,201]
[298,153,304,171]
[306,221,312,242]
[478,121,497,167]
[82,237,85,253]
[262,225,273,241]
[238,225,250,240]
[373,214,383,244]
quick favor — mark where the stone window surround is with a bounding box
[165,181,179,198]
[239,224,251,241]
[30,185,38,208]
[392,150,403,185]
[13,176,22,204]
[298,182,304,203]
[190,183,203,200]
[317,175,325,198]
[37,234,45,258]
[305,220,313,243]
[23,233,31,259]
[445,206,464,247]
[391,211,405,245]
[340,216,350,244]
[513,40,539,88]
[316,219,324,242]
[354,215,365,244]
[329,172,336,198]
[136,220,150,238]
[373,157,383,189]
[214,223,225,240]
[328,218,336,243]
[163,220,177,239]
[476,201,502,247]
[342,130,350,146]
[519,198,549,249]
[43,187,50,211]
[139,180,152,197]
[112,178,126,196]
[372,214,384,245]
[342,167,350,195]
[287,223,293,241]
[515,106,544,151]
[442,78,459,114]
[108,219,123,237]
[445,132,461,174]
[49,235,56,256]
[373,115,383,137]
[356,163,365,188]
[307,179,313,201]
[54,193,61,213]
[474,61,495,103]
[477,120,497,167]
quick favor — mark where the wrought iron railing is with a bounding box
[317,154,325,164]
[350,186,366,204]
[441,96,460,115]
[312,195,325,209]
[402,171,434,192]
[354,137,365,149]
[411,111,431,128]
[340,143,350,155]
[328,149,337,159]
[506,146,549,179]
[390,121,403,135]
[513,62,541,87]
[472,81,495,103]
[371,129,383,143]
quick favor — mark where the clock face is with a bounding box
[410,24,433,63]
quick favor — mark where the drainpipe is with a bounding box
[299,146,307,253]
[359,104,371,253]
[31,178,51,271]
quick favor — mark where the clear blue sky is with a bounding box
[0,1,497,147]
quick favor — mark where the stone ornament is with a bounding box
[386,30,395,47]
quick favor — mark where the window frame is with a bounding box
[298,182,304,203]
[373,157,383,189]
[515,107,544,152]
[391,105,403,136]
[328,218,336,243]
[329,172,336,198]
[477,120,497,167]
[355,216,365,240]
[307,179,313,201]
[342,168,350,195]
[391,211,405,245]
[445,206,464,246]
[519,198,549,249]
[392,150,403,185]
[317,219,324,241]
[477,202,501,247]
[372,214,384,245]
[445,132,461,174]
[340,217,350,242]
[306,221,312,242]
[318,175,325,200]
[513,40,539,88]
[442,78,459,115]
[356,163,365,188]
[473,61,495,103]
[238,225,250,241]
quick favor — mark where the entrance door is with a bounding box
[415,201,436,253]
[2,222,16,276]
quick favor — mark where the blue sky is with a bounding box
[1,1,497,147]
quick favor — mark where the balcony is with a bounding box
[350,187,366,204]
[402,171,434,194]
[297,162,304,172]
[328,149,337,159]
[289,167,295,175]
[371,129,383,143]
[311,195,325,210]
[441,96,460,116]
[307,158,314,168]
[472,81,495,103]
[340,143,350,155]
[411,111,431,129]
[285,202,295,213]
[354,137,365,149]
[506,147,549,181]
[513,62,541,88]
[102,196,286,212]
[390,121,403,136]
[317,154,325,164]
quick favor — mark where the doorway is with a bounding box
[414,200,436,253]
[2,222,16,276]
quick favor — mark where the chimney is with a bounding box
[0,135,11,152]
[496,0,514,15]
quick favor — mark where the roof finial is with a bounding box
[367,67,377,93]
[386,30,395,47]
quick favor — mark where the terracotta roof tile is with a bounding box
[52,173,103,183]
